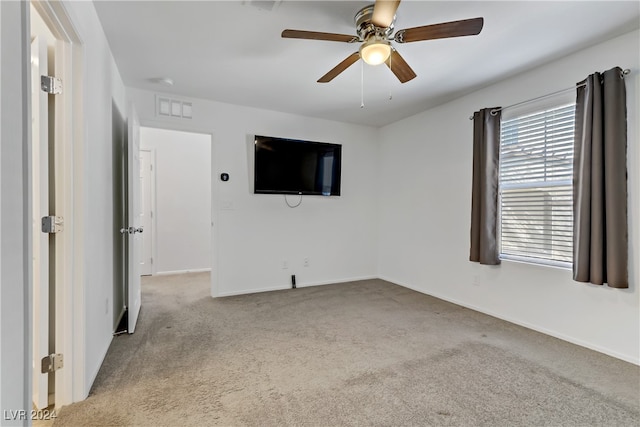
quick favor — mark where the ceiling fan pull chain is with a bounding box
[361,59,365,108]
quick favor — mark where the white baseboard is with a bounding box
[154,268,211,276]
[217,275,378,297]
[218,285,290,297]
[298,275,378,288]
[378,275,640,366]
[85,336,113,399]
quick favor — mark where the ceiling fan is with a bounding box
[281,0,483,84]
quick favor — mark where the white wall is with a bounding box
[0,1,31,423]
[140,127,212,274]
[62,1,127,396]
[378,30,640,364]
[129,89,380,297]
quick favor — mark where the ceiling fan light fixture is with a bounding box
[359,37,391,65]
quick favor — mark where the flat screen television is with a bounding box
[254,135,341,196]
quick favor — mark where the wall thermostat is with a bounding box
[220,173,229,182]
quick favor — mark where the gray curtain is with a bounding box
[470,108,502,265]
[573,67,628,288]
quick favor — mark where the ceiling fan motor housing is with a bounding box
[355,4,395,41]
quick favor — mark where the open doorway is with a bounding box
[139,127,212,276]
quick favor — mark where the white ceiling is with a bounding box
[93,1,640,127]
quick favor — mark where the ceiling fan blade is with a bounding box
[282,29,358,43]
[372,0,401,28]
[318,52,361,83]
[395,17,484,43]
[385,49,416,83]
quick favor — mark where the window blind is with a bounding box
[499,104,575,265]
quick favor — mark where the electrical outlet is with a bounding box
[282,260,288,269]
[303,257,309,267]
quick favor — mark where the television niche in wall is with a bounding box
[254,135,342,196]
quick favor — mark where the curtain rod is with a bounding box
[468,68,631,120]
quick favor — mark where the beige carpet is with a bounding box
[53,273,639,426]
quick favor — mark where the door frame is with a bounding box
[30,32,51,411]
[30,0,86,406]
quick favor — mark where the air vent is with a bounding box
[156,95,192,119]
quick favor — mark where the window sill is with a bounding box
[499,254,572,271]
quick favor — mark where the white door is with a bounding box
[31,35,50,410]
[127,103,142,333]
[140,150,153,276]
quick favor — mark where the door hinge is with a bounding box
[41,75,62,95]
[151,257,154,264]
[41,353,64,373]
[41,216,63,233]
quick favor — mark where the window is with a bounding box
[499,103,575,267]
